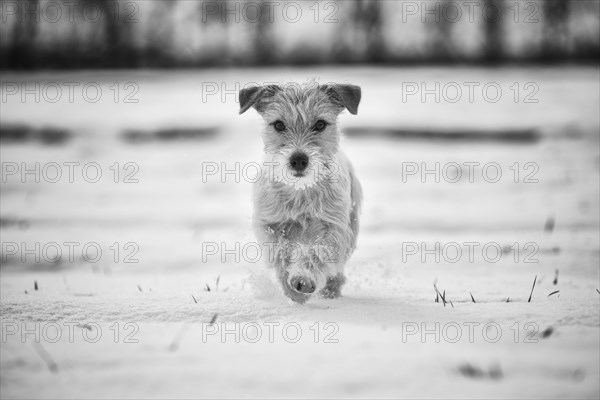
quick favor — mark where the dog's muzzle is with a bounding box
[290,276,316,294]
[289,152,309,173]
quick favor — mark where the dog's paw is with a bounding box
[319,274,346,299]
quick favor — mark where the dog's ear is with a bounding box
[322,84,362,115]
[239,85,280,114]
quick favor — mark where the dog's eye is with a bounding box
[273,121,286,132]
[313,120,327,132]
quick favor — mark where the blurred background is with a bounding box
[1,1,599,398]
[1,0,598,269]
[1,0,599,68]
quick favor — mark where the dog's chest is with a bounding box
[253,168,352,229]
[277,182,349,221]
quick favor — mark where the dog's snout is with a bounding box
[289,152,309,172]
[290,277,316,294]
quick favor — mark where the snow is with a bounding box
[1,67,599,399]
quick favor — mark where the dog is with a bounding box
[239,81,362,303]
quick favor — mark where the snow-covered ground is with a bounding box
[1,67,599,399]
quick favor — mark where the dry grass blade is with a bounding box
[215,275,220,291]
[34,280,38,291]
[78,323,92,331]
[168,323,188,352]
[596,289,600,295]
[541,326,554,338]
[489,363,503,380]
[544,216,555,232]
[457,362,502,380]
[553,269,559,285]
[32,342,58,373]
[470,292,476,303]
[137,284,143,292]
[209,313,218,324]
[547,290,559,297]
[191,294,197,303]
[205,283,211,292]
[457,363,485,379]
[528,275,537,303]
[433,283,446,306]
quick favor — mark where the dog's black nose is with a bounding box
[289,152,309,172]
[290,277,316,294]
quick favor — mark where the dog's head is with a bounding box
[239,82,361,190]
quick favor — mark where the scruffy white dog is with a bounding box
[239,82,362,303]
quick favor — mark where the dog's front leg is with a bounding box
[307,225,353,299]
[311,244,345,299]
[257,224,310,303]
[320,273,346,299]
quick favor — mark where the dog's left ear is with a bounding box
[322,84,362,115]
[239,85,280,114]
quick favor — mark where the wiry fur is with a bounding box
[240,81,363,303]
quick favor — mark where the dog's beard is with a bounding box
[265,149,331,190]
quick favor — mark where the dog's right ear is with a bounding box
[323,84,362,115]
[239,85,280,114]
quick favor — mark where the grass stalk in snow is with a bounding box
[541,327,554,338]
[168,323,188,352]
[528,275,537,303]
[32,342,58,373]
[433,283,447,306]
